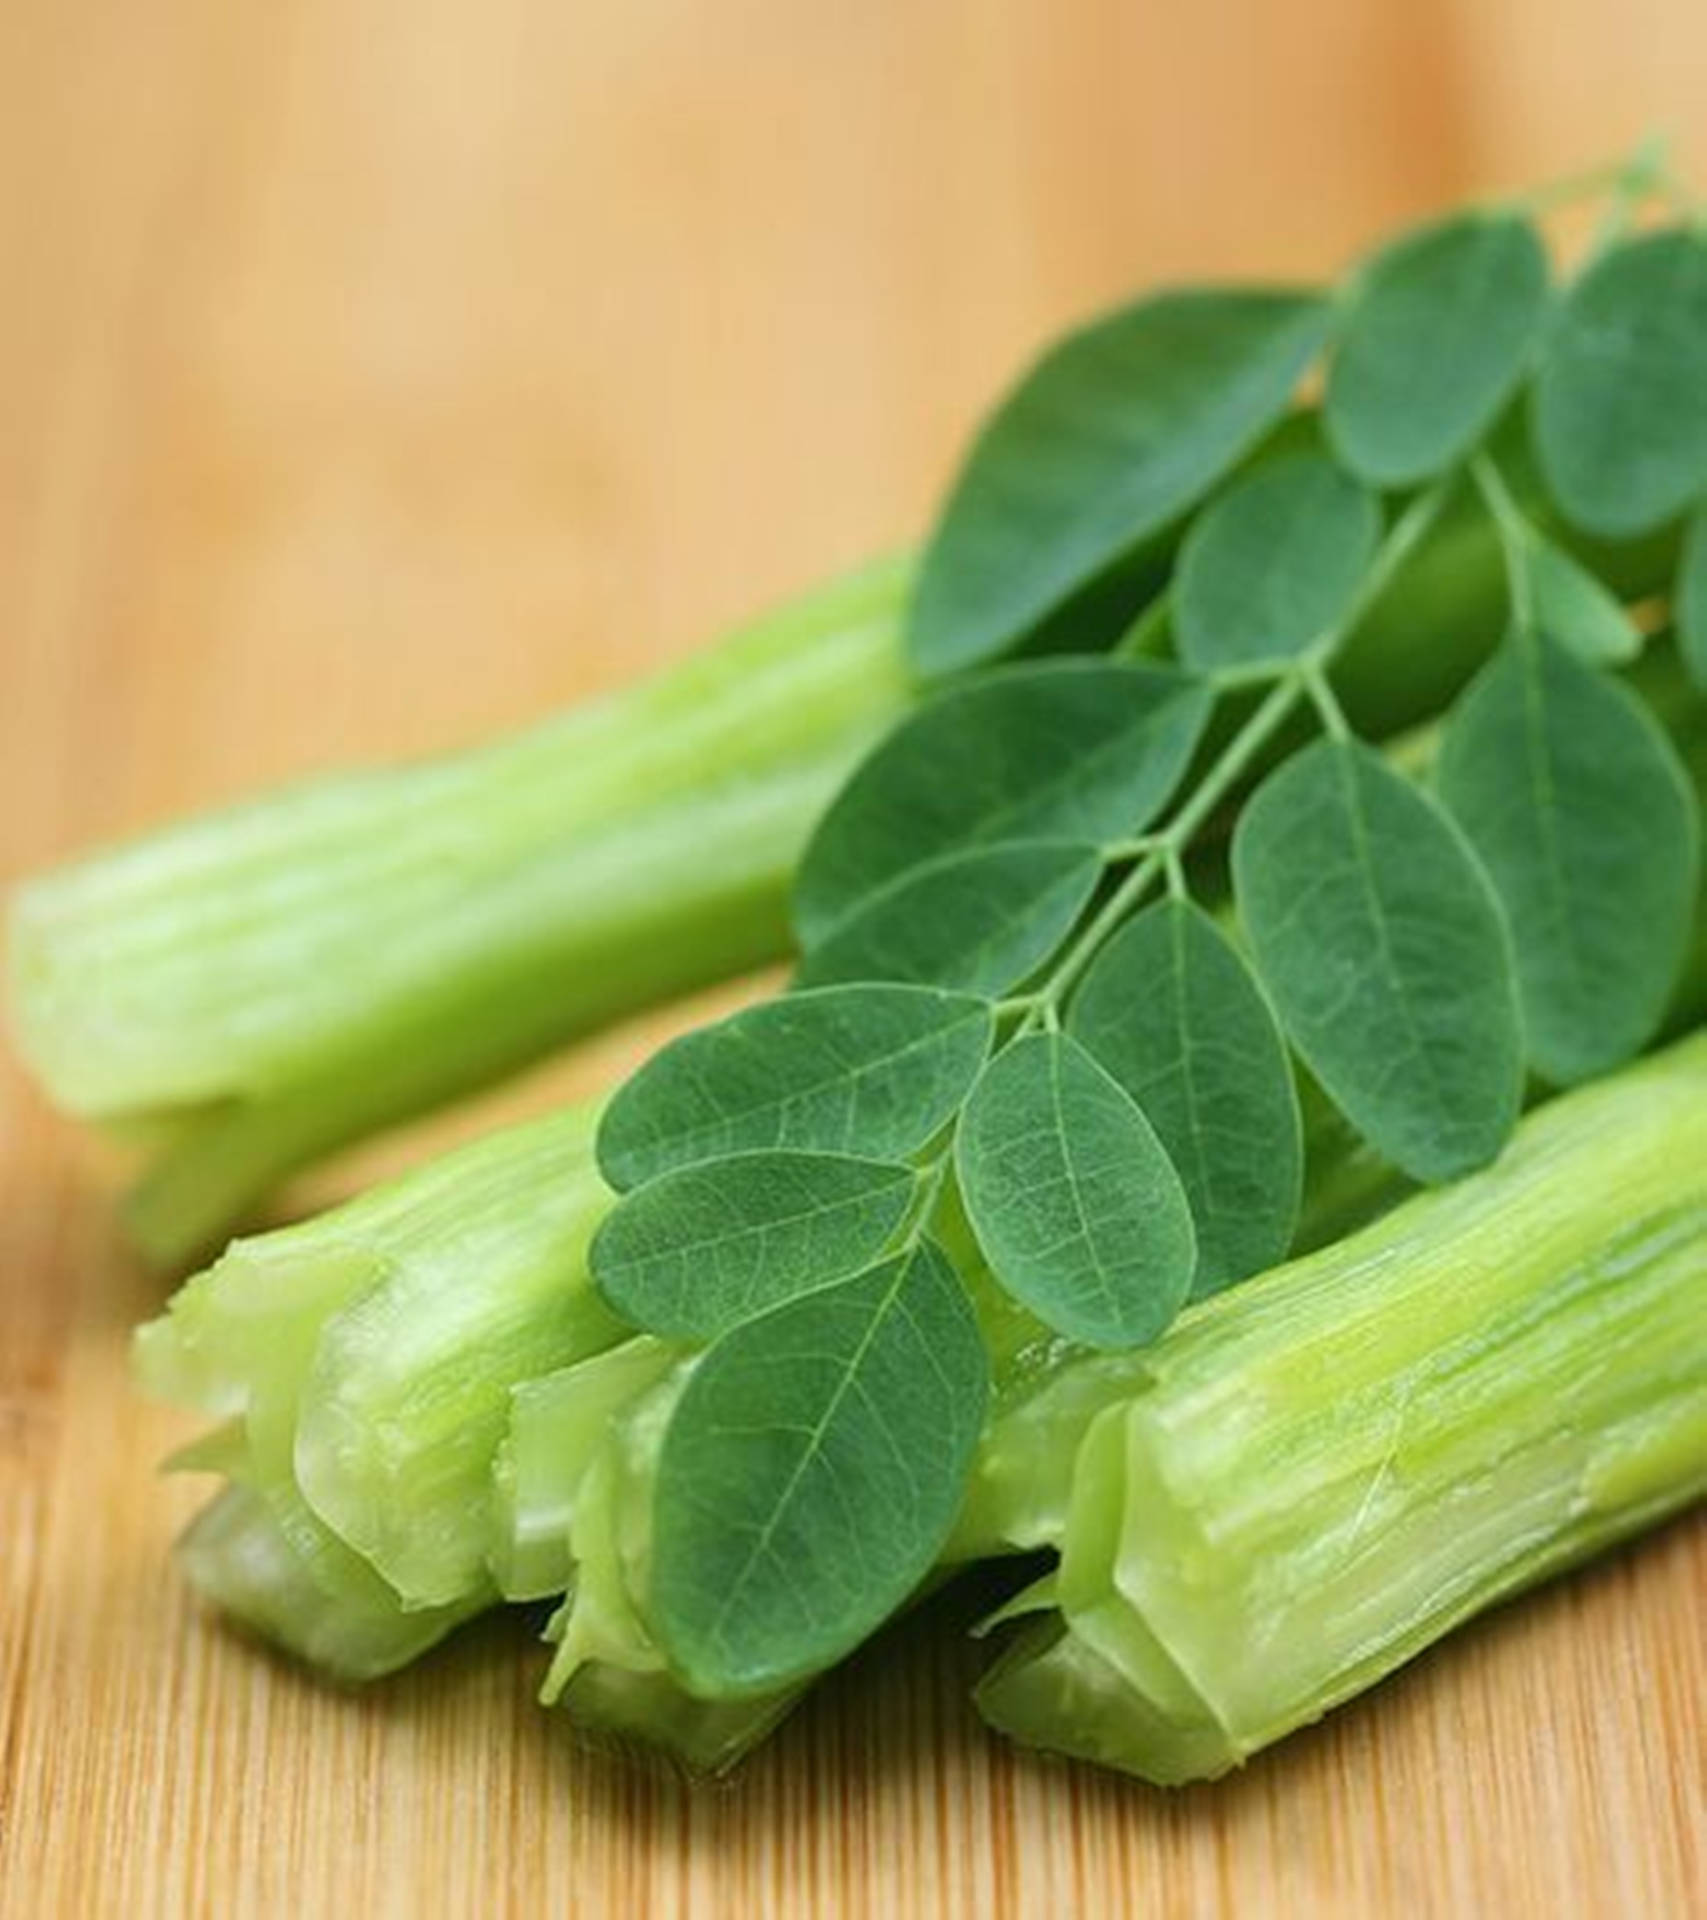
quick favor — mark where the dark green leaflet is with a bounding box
[1518,530,1642,665]
[1435,632,1700,1085]
[908,291,1333,676]
[1068,899,1302,1296]
[795,841,1103,995]
[955,1031,1196,1348]
[1232,738,1523,1183]
[794,660,1212,942]
[651,1239,989,1694]
[1173,452,1381,672]
[1326,210,1550,486]
[596,985,994,1191]
[1681,505,1707,691]
[1532,228,1707,537]
[589,1151,918,1338]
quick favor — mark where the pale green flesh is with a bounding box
[137,1099,627,1668]
[176,1485,483,1683]
[491,1339,682,1602]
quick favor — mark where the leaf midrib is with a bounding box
[702,1256,915,1658]
[1332,745,1460,1146]
[1515,635,1596,1030]
[649,999,987,1163]
[1044,1041,1132,1333]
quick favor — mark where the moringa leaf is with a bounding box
[1516,529,1643,665]
[1326,210,1550,486]
[1174,452,1381,672]
[1532,228,1707,537]
[596,984,994,1190]
[1232,738,1523,1183]
[909,290,1333,675]
[1435,630,1701,1084]
[651,1238,988,1694]
[955,1031,1196,1348]
[796,840,1103,995]
[1068,899,1302,1295]
[590,1150,917,1337]
[1681,504,1707,690]
[794,660,1212,942]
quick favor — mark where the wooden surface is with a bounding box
[2,3,1705,1913]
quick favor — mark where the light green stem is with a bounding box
[10,558,916,1265]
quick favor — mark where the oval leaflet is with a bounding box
[1435,631,1701,1084]
[1532,228,1707,537]
[794,659,1211,943]
[1069,898,1302,1295]
[1232,737,1523,1183]
[795,840,1103,996]
[590,1150,918,1337]
[1518,530,1642,665]
[956,1030,1197,1349]
[650,1238,989,1694]
[1174,451,1381,672]
[596,984,995,1190]
[1326,210,1550,486]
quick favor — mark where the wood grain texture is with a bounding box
[2,2,1704,1913]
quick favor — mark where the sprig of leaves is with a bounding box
[587,156,1707,1696]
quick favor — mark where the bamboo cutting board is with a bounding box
[2,2,1704,1913]
[1,1084,1703,1920]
